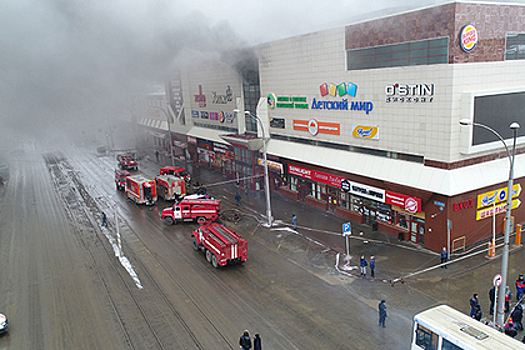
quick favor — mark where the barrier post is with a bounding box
[488,239,495,258]
[516,224,522,246]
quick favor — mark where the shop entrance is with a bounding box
[327,187,338,212]
[410,218,425,245]
[297,181,308,202]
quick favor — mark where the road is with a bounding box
[0,141,522,349]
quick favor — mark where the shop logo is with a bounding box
[308,119,319,136]
[352,125,379,140]
[405,197,419,214]
[267,93,277,109]
[194,85,206,107]
[460,25,478,53]
[319,82,357,98]
[293,119,340,135]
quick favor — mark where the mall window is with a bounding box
[505,33,525,60]
[347,37,449,71]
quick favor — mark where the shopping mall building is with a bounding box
[129,1,525,253]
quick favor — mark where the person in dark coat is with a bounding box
[505,286,512,313]
[516,274,525,301]
[474,305,482,321]
[440,247,448,268]
[505,319,518,338]
[489,287,495,315]
[469,294,479,317]
[101,211,108,227]
[360,255,368,276]
[253,333,262,350]
[379,300,387,328]
[370,256,376,277]
[239,330,252,350]
[235,193,241,206]
[511,304,524,331]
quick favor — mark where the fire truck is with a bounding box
[115,169,130,190]
[155,174,186,201]
[160,166,190,182]
[125,175,157,205]
[192,223,248,268]
[117,154,138,170]
[161,199,221,225]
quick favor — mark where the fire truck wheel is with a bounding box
[197,216,207,224]
[205,249,212,263]
[211,255,219,269]
[164,217,174,226]
[193,238,199,251]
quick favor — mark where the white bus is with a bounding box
[411,305,525,350]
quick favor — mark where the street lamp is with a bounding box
[235,110,273,226]
[154,107,175,167]
[459,119,520,326]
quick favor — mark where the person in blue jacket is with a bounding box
[370,256,376,277]
[360,255,368,276]
[440,247,448,268]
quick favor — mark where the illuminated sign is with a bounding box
[477,184,521,209]
[258,158,284,173]
[460,25,478,52]
[293,119,340,135]
[352,125,379,140]
[194,85,206,107]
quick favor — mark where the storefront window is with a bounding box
[377,203,392,224]
[290,176,298,192]
[351,196,363,213]
[395,212,409,229]
[339,190,350,209]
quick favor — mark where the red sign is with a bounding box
[385,191,422,214]
[288,164,345,188]
[453,199,473,211]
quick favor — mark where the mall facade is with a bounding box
[129,1,525,253]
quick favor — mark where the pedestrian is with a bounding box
[505,319,518,338]
[516,274,525,301]
[505,286,512,313]
[474,305,482,321]
[235,192,241,206]
[253,333,262,350]
[101,211,108,227]
[360,255,368,277]
[155,150,160,163]
[378,300,387,328]
[511,304,523,331]
[469,293,479,317]
[292,214,297,230]
[440,247,448,268]
[239,330,252,350]
[370,256,376,278]
[489,286,495,315]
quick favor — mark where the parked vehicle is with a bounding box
[155,174,186,201]
[115,169,130,190]
[160,166,190,182]
[117,154,138,170]
[161,199,221,225]
[0,313,8,334]
[192,223,248,268]
[125,175,157,205]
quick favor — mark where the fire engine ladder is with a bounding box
[214,226,242,245]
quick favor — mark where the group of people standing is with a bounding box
[359,255,376,277]
[239,330,261,350]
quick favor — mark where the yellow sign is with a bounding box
[476,199,521,220]
[351,125,379,140]
[477,184,521,209]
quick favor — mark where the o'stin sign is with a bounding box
[460,25,478,52]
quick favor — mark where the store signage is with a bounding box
[293,119,340,136]
[209,112,219,120]
[385,83,434,103]
[191,110,199,118]
[194,85,206,107]
[267,93,308,109]
[258,158,284,173]
[352,125,379,140]
[270,117,285,129]
[476,200,521,220]
[213,142,229,154]
[314,81,373,114]
[187,136,197,144]
[219,111,236,124]
[288,164,421,213]
[212,85,233,104]
[460,25,478,52]
[477,184,521,209]
[453,199,473,211]
[200,111,209,119]
[320,82,357,97]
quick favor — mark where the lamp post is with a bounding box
[154,107,175,167]
[242,111,273,226]
[459,119,520,325]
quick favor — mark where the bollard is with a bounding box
[516,224,522,246]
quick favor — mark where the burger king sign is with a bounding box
[460,25,478,52]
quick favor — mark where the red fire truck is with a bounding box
[115,169,130,191]
[160,166,190,182]
[125,175,157,205]
[192,223,248,268]
[161,199,220,225]
[117,154,138,170]
[155,174,186,201]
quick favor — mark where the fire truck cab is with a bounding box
[161,199,220,225]
[115,169,130,191]
[160,166,190,182]
[155,174,186,201]
[125,175,157,205]
[192,223,248,268]
[117,154,138,170]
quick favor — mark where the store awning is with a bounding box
[186,127,230,145]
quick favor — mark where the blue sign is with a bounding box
[342,222,352,236]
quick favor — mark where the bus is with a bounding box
[411,305,525,350]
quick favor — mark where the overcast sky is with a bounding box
[1,0,524,145]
